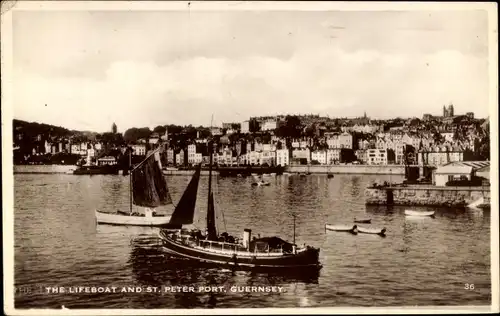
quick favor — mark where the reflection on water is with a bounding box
[14,172,491,308]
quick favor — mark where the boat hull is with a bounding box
[354,219,371,224]
[95,210,171,226]
[158,232,321,269]
[325,224,357,232]
[357,226,386,235]
[404,210,435,217]
[74,165,120,175]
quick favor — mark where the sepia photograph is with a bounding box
[2,1,498,314]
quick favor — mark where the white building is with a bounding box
[327,149,341,163]
[132,144,146,156]
[187,144,197,164]
[247,151,261,165]
[260,150,276,165]
[261,119,278,131]
[326,132,353,149]
[311,150,328,165]
[166,148,175,164]
[210,127,223,136]
[292,148,311,163]
[241,120,250,134]
[44,141,51,154]
[276,149,289,166]
[194,153,203,164]
[434,163,473,186]
[176,150,185,165]
[366,149,389,165]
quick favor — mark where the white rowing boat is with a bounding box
[325,224,357,233]
[357,226,386,236]
[404,210,435,217]
[95,209,172,226]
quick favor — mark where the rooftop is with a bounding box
[435,161,490,174]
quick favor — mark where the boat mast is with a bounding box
[292,214,296,245]
[207,114,214,236]
[129,148,133,214]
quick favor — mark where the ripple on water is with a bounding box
[13,172,491,308]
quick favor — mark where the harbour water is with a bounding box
[13,167,491,308]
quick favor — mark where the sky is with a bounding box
[11,7,491,133]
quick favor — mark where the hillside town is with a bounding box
[13,103,490,169]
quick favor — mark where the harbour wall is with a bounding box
[365,185,491,208]
[286,165,405,175]
[14,165,76,174]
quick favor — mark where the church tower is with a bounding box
[448,104,454,117]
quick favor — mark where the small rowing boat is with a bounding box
[357,226,386,236]
[325,224,357,234]
[404,210,435,217]
[354,218,371,224]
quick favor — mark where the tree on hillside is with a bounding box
[124,127,152,143]
[277,115,302,139]
[153,125,167,135]
[248,118,260,134]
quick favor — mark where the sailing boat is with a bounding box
[95,147,181,226]
[158,141,322,270]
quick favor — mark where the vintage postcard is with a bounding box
[2,1,498,315]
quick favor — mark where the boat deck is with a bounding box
[169,233,300,258]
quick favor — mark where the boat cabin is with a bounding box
[170,228,296,255]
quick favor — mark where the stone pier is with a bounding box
[365,184,491,208]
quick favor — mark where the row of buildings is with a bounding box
[15,104,488,168]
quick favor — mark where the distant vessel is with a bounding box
[95,148,186,227]
[73,153,121,175]
[73,164,120,175]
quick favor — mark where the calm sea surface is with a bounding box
[13,167,491,308]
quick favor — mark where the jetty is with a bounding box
[365,183,490,208]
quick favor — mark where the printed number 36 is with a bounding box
[465,283,475,290]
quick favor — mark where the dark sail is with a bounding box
[168,165,201,226]
[131,151,173,208]
[206,192,217,241]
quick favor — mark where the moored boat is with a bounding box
[404,210,435,217]
[73,164,120,175]
[95,209,171,226]
[325,224,357,234]
[357,226,386,236]
[158,139,321,270]
[95,148,199,227]
[354,218,371,224]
